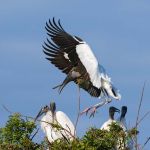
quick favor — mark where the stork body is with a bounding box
[35,103,75,143]
[43,18,121,115]
[40,111,62,142]
[100,106,120,131]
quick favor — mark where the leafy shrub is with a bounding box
[47,122,137,150]
[0,113,40,150]
[0,114,138,150]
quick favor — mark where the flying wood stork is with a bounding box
[100,106,120,131]
[43,18,121,115]
[35,102,75,143]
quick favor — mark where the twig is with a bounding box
[2,105,34,120]
[2,104,76,139]
[135,82,146,150]
[137,110,150,126]
[31,128,39,140]
[135,82,146,127]
[2,104,13,114]
[142,137,150,149]
[74,86,81,136]
[37,120,76,139]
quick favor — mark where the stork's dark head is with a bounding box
[109,106,120,120]
[120,106,127,119]
[34,105,49,122]
[50,102,56,113]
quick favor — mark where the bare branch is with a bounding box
[137,110,150,126]
[135,82,146,150]
[31,128,40,140]
[142,137,150,149]
[74,86,81,136]
[2,104,76,140]
[2,104,13,114]
[135,82,146,127]
[36,120,76,139]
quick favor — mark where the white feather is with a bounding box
[76,43,121,99]
[56,111,75,140]
[64,52,70,61]
[40,111,63,143]
[100,119,116,131]
[40,110,75,143]
[76,43,102,88]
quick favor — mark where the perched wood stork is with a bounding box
[117,106,127,131]
[100,106,120,130]
[43,18,121,115]
[117,106,134,150]
[35,102,75,143]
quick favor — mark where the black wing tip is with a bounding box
[74,36,83,42]
[52,17,56,24]
[45,17,64,33]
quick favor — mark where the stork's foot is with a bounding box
[80,107,91,116]
[80,98,112,117]
[80,106,97,117]
[89,107,97,118]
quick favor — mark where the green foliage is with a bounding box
[46,122,136,150]
[0,114,138,150]
[0,113,40,150]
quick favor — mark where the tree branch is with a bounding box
[135,82,146,150]
[74,86,81,137]
[2,104,76,140]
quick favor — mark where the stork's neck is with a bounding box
[120,116,126,122]
[51,111,56,123]
[120,113,126,121]
[109,112,114,120]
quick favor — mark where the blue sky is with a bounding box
[0,0,150,148]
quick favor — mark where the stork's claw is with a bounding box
[80,106,97,117]
[80,98,112,117]
[80,107,91,116]
[89,107,97,118]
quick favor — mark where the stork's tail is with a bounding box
[102,80,121,100]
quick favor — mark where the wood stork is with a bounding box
[100,106,120,131]
[35,102,75,143]
[117,106,134,150]
[117,106,127,131]
[43,18,121,115]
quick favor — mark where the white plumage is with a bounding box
[76,43,101,89]
[35,102,75,143]
[100,118,116,131]
[41,111,62,142]
[76,43,121,100]
[100,106,120,131]
[43,18,121,116]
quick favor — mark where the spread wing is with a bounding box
[43,18,83,74]
[43,18,101,97]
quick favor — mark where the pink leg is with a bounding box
[80,98,112,117]
[80,106,97,117]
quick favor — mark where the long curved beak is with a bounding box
[34,108,44,122]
